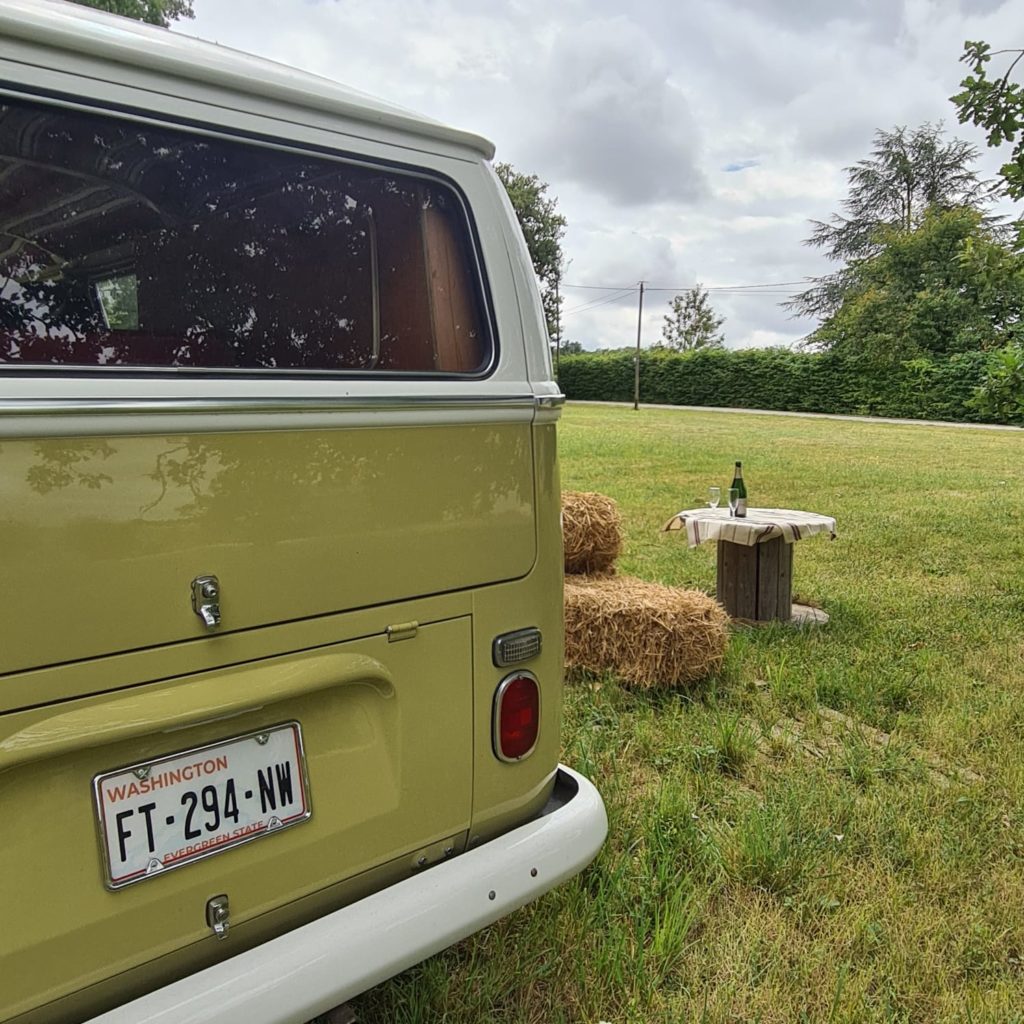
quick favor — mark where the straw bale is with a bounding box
[562,491,623,575]
[564,575,728,689]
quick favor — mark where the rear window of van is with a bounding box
[0,97,490,374]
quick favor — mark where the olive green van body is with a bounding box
[0,4,596,1022]
[2,423,564,1023]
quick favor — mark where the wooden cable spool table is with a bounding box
[663,507,837,623]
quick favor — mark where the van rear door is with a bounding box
[0,609,476,1021]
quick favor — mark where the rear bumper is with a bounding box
[85,764,606,1024]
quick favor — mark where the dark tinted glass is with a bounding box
[0,98,489,373]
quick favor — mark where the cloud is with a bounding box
[723,0,906,40]
[179,0,1024,355]
[525,17,707,206]
[572,225,689,288]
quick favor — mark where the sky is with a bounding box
[180,0,1024,351]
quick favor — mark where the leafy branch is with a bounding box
[952,40,1024,199]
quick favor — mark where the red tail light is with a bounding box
[493,671,540,762]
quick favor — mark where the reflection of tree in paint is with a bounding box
[18,418,526,537]
[25,440,115,494]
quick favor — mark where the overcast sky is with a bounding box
[181,0,1024,351]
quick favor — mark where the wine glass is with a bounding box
[708,486,721,509]
[727,487,739,517]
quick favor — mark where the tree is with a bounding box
[952,42,1024,201]
[971,343,1024,424]
[659,285,725,351]
[67,0,194,27]
[495,163,566,340]
[789,124,992,318]
[807,206,1024,361]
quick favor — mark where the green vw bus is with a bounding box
[0,2,606,1021]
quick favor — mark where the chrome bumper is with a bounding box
[85,765,606,1024]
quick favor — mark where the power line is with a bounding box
[648,282,807,292]
[561,279,804,319]
[707,280,808,290]
[563,287,638,316]
[561,283,637,292]
[564,289,793,314]
[563,292,635,316]
[563,279,807,292]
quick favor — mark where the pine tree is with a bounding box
[789,124,992,319]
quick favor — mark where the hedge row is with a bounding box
[556,348,999,423]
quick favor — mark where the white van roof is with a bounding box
[0,0,497,160]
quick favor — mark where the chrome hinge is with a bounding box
[386,620,419,642]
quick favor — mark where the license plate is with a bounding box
[94,723,311,889]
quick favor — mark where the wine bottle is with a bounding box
[731,461,747,517]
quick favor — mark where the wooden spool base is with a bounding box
[716,535,792,622]
[791,603,829,627]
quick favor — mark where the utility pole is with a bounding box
[633,280,645,411]
[554,271,561,375]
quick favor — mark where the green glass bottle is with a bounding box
[731,461,747,517]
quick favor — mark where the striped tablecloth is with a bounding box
[663,507,837,549]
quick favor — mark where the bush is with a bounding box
[969,344,1024,425]
[556,348,1001,424]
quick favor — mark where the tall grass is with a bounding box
[356,405,1024,1023]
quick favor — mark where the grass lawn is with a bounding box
[357,403,1024,1023]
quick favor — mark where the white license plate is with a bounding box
[94,723,311,889]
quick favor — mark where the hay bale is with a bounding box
[564,575,728,689]
[562,491,623,575]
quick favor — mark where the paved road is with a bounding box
[571,400,1023,432]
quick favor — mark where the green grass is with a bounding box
[355,404,1024,1023]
